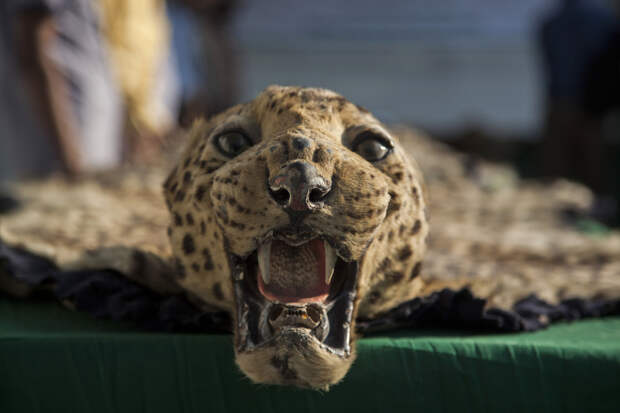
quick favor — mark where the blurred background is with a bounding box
[0,0,619,223]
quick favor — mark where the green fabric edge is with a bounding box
[1,298,619,413]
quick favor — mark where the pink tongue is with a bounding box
[258,239,328,303]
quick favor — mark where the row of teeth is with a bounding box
[257,241,337,286]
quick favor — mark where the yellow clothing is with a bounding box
[98,0,173,135]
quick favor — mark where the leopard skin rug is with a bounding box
[1,126,618,335]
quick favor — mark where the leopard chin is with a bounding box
[230,230,360,389]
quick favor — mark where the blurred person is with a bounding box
[2,0,124,176]
[1,0,179,179]
[168,0,239,126]
[538,0,620,222]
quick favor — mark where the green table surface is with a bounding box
[1,297,619,413]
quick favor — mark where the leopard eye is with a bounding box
[214,131,252,157]
[352,132,392,162]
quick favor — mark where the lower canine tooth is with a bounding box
[324,242,337,285]
[326,267,335,285]
[258,242,271,284]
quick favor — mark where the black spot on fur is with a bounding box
[378,257,392,273]
[368,291,381,304]
[186,213,194,225]
[412,186,420,204]
[392,172,404,184]
[184,157,191,168]
[387,271,404,282]
[292,137,311,150]
[206,165,220,174]
[163,171,175,190]
[338,246,352,261]
[312,147,329,164]
[182,234,195,255]
[195,185,206,201]
[345,210,366,220]
[183,171,192,183]
[191,263,200,272]
[230,220,246,230]
[174,213,183,226]
[410,262,422,280]
[216,209,229,224]
[200,221,206,235]
[169,182,178,193]
[202,248,214,270]
[213,282,224,300]
[270,356,297,380]
[397,245,413,261]
[399,224,407,237]
[331,96,347,108]
[411,220,421,235]
[174,259,186,279]
[174,191,186,202]
[386,201,401,217]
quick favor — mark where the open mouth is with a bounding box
[231,229,358,357]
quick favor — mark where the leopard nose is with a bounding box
[269,161,331,211]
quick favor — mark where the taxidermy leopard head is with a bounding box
[163,85,429,389]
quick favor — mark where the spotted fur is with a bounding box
[3,86,618,391]
[164,86,429,319]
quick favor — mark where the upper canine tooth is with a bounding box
[324,242,337,285]
[258,242,271,284]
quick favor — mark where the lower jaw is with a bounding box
[235,327,357,390]
[232,254,359,358]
